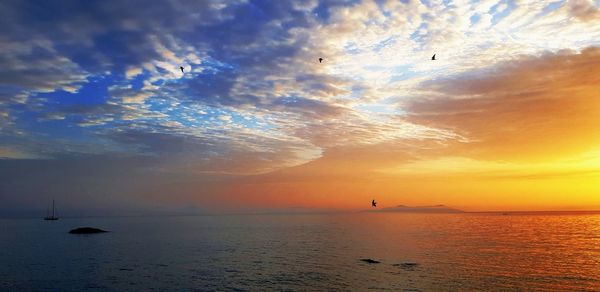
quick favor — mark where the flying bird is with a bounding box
[180,66,184,73]
[431,54,436,60]
[371,199,377,208]
[318,58,323,63]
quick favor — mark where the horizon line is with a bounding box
[2,208,600,219]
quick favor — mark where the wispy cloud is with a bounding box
[407,47,600,161]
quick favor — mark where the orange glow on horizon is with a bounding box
[211,49,600,212]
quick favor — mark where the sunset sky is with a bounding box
[1,0,600,215]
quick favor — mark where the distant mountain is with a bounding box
[372,204,464,213]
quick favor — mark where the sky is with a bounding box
[1,0,600,215]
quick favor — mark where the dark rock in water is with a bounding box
[394,262,419,270]
[360,258,381,264]
[69,227,108,234]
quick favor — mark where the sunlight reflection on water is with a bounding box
[1,213,599,291]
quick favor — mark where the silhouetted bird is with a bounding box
[431,54,436,60]
[180,66,184,73]
[318,58,323,63]
[372,199,377,207]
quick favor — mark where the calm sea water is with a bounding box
[1,213,599,291]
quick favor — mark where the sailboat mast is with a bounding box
[52,200,55,217]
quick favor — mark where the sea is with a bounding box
[1,212,599,291]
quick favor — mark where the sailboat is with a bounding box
[44,200,59,220]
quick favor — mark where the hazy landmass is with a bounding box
[371,205,464,213]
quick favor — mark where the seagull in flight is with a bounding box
[431,54,436,61]
[318,58,323,63]
[180,66,184,73]
[371,199,377,208]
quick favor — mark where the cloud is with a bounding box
[268,96,346,118]
[406,47,600,161]
[0,38,88,96]
[0,109,13,133]
[103,127,322,175]
[0,0,241,101]
[125,67,143,79]
[568,0,600,22]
